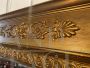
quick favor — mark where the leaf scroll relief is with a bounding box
[0,22,29,39]
[0,46,90,68]
[0,20,80,40]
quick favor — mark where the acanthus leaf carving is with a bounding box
[0,20,80,40]
[0,46,90,68]
[31,20,80,40]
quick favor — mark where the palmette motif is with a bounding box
[0,20,79,40]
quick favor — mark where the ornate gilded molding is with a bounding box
[0,1,90,67]
[0,20,79,40]
[0,46,89,68]
[32,20,80,40]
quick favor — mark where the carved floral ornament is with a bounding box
[0,46,90,68]
[0,20,80,40]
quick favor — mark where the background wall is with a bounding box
[0,0,50,15]
[0,0,7,15]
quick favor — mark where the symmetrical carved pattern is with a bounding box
[0,20,79,40]
[0,46,89,68]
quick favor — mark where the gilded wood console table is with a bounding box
[0,0,90,68]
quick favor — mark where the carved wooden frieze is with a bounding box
[0,22,28,39]
[0,0,90,67]
[0,46,90,68]
[31,20,80,40]
[0,20,79,40]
